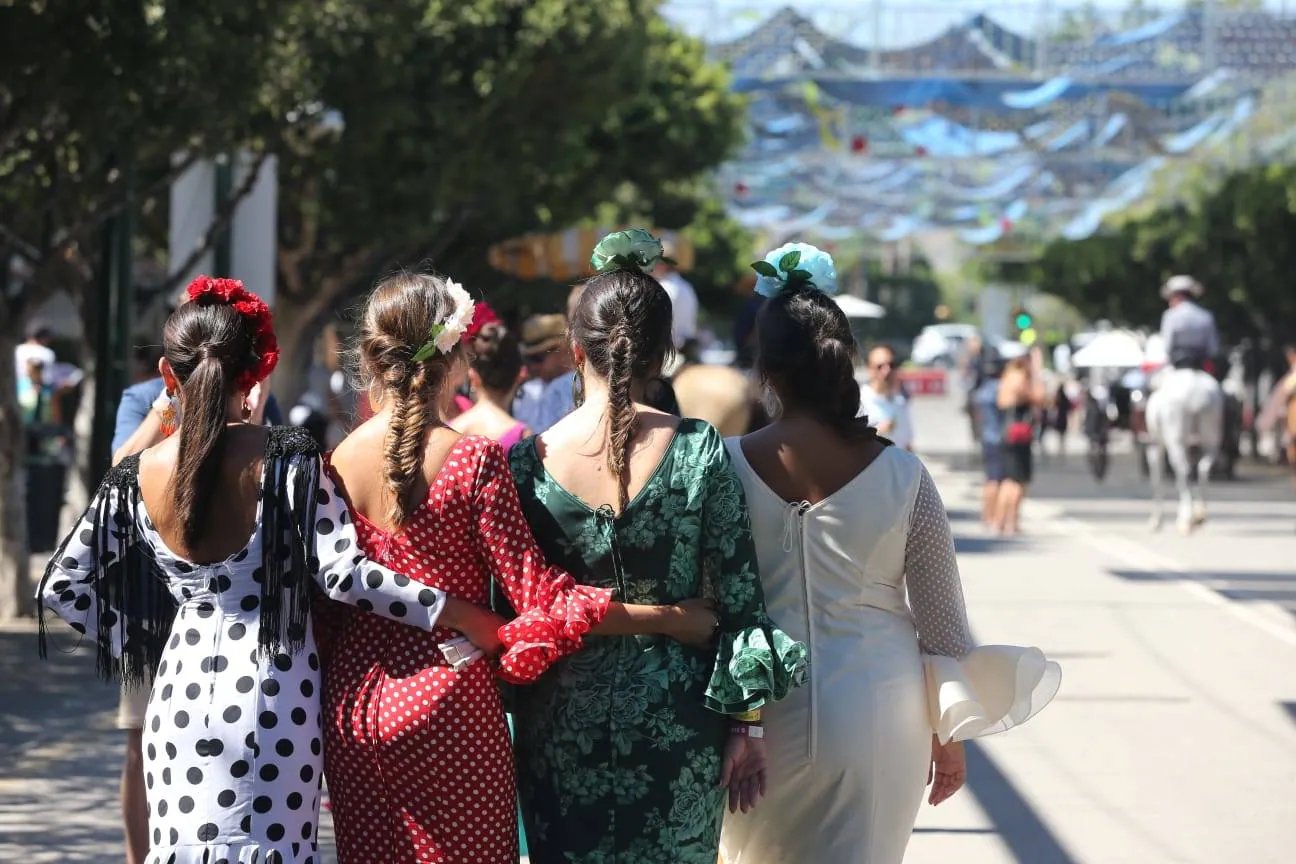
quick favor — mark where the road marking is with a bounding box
[928,463,1296,649]
[1052,509,1296,649]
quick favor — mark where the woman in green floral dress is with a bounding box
[507,230,808,864]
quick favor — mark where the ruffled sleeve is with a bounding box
[696,424,808,713]
[471,439,612,684]
[905,465,1061,743]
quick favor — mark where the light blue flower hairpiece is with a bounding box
[751,242,838,298]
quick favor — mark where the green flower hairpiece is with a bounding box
[590,228,674,275]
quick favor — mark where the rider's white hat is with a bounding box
[1160,274,1203,299]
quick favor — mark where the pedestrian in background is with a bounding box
[995,342,1045,535]
[513,313,574,434]
[974,348,1007,528]
[858,344,914,450]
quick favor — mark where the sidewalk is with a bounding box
[906,458,1296,864]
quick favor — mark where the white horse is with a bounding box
[1144,366,1226,533]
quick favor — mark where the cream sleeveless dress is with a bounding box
[719,442,1060,864]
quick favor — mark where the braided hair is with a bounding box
[357,272,465,528]
[569,268,674,510]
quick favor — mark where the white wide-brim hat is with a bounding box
[1160,275,1203,299]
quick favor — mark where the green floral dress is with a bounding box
[507,419,807,864]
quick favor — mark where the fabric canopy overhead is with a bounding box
[677,4,1296,245]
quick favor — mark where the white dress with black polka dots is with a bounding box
[39,454,450,864]
[719,442,1059,864]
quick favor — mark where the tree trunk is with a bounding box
[270,287,335,411]
[0,327,32,620]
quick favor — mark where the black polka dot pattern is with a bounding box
[36,453,455,863]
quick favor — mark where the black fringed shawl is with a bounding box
[37,426,323,687]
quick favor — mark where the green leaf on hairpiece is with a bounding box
[788,269,813,282]
[410,323,446,362]
[778,250,802,272]
[751,261,779,277]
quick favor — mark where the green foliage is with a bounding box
[1031,164,1296,343]
[0,0,309,313]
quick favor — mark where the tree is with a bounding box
[0,0,311,618]
[1030,164,1296,346]
[270,1,746,405]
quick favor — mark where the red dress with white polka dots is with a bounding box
[317,436,611,864]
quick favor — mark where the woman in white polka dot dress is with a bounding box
[315,273,721,864]
[717,245,1062,864]
[37,279,503,864]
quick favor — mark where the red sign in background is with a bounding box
[898,369,947,396]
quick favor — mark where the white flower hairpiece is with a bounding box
[411,279,476,361]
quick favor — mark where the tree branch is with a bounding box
[158,151,271,297]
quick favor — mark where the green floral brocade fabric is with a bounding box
[507,419,807,864]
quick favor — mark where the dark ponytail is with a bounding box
[569,268,674,510]
[756,285,874,441]
[161,301,258,546]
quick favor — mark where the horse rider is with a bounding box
[1159,275,1219,375]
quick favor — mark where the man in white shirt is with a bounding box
[857,345,914,450]
[514,313,576,434]
[14,321,57,375]
[652,245,698,357]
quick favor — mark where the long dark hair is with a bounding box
[469,322,523,394]
[755,284,874,440]
[357,272,464,528]
[161,300,259,546]
[569,268,674,510]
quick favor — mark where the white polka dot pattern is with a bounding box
[905,467,974,659]
[318,436,611,864]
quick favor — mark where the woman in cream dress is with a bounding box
[720,244,1060,864]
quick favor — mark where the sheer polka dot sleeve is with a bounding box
[904,466,974,659]
[305,460,448,630]
[37,485,127,651]
[470,440,612,684]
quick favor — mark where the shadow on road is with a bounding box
[963,742,1077,864]
[1109,569,1296,621]
[0,628,125,863]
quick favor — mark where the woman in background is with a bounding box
[452,305,530,447]
[996,342,1045,535]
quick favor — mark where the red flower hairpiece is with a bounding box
[185,276,280,393]
[464,301,500,342]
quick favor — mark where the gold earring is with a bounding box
[159,393,177,436]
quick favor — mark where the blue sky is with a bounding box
[661,1,1294,50]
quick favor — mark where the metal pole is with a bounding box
[213,154,232,277]
[89,158,121,479]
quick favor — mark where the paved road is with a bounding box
[904,393,1296,864]
[4,393,1293,862]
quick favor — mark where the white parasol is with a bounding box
[1070,329,1146,369]
[834,294,885,319]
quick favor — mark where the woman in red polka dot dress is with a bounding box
[317,273,722,864]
